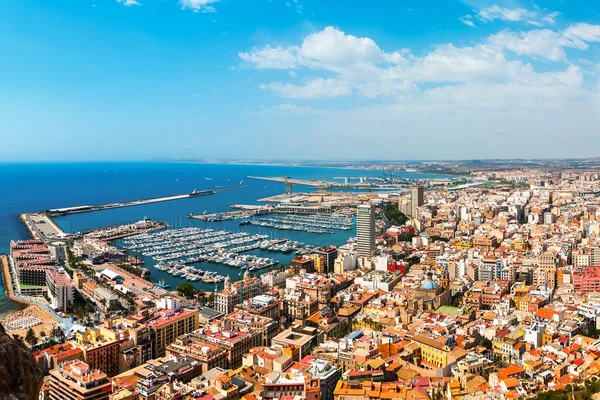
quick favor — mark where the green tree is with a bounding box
[25,328,38,347]
[382,203,408,226]
[51,326,65,343]
[176,282,196,298]
[479,337,493,349]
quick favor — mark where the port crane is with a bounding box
[284,176,295,196]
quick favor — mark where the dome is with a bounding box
[422,280,439,290]
[421,272,439,290]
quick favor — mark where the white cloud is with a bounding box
[564,23,600,44]
[240,24,600,158]
[488,29,570,62]
[239,27,407,71]
[542,11,561,25]
[459,15,475,28]
[260,78,351,99]
[477,5,538,25]
[117,0,140,6]
[300,26,386,66]
[240,25,599,100]
[239,45,301,69]
[266,103,321,116]
[180,0,220,12]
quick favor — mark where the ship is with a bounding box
[190,189,215,197]
[157,279,170,289]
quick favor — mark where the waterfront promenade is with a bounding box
[0,255,73,338]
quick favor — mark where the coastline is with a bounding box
[0,255,60,337]
[0,255,27,315]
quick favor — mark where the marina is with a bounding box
[244,213,353,234]
[119,227,308,285]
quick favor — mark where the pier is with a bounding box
[248,176,408,190]
[45,185,248,217]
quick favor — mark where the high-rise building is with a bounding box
[411,186,424,218]
[357,204,375,258]
[146,308,200,358]
[592,246,600,267]
[48,360,111,400]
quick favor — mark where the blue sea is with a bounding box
[0,162,447,315]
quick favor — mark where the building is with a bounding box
[46,269,74,312]
[272,324,321,360]
[190,329,253,369]
[147,308,200,358]
[223,310,279,347]
[313,247,338,274]
[166,335,229,373]
[410,186,424,218]
[75,327,120,377]
[215,275,265,315]
[357,205,375,258]
[48,360,111,400]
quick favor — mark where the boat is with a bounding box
[190,189,215,197]
[157,279,170,289]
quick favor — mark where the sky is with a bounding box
[1,0,599,161]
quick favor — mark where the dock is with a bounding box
[248,176,408,190]
[46,185,248,217]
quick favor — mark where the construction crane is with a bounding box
[284,176,294,196]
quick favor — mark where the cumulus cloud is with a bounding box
[240,22,600,102]
[564,23,600,44]
[180,0,220,12]
[239,27,407,72]
[236,20,600,159]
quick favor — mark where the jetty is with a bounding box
[45,185,248,217]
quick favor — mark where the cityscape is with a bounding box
[2,1,600,400]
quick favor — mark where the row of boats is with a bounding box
[240,213,353,234]
[155,263,226,283]
[121,228,310,285]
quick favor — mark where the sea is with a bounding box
[0,162,448,316]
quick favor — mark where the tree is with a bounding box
[479,337,493,349]
[382,203,408,226]
[207,292,215,303]
[25,328,38,347]
[176,282,197,298]
[51,326,65,343]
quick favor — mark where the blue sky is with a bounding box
[1,0,599,161]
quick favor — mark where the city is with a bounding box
[3,165,600,400]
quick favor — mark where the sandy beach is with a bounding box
[0,256,60,340]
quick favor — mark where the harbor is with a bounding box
[119,227,310,286]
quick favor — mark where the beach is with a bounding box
[0,256,59,340]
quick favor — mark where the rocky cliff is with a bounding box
[0,323,44,400]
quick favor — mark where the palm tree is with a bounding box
[25,328,38,347]
[51,326,65,343]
